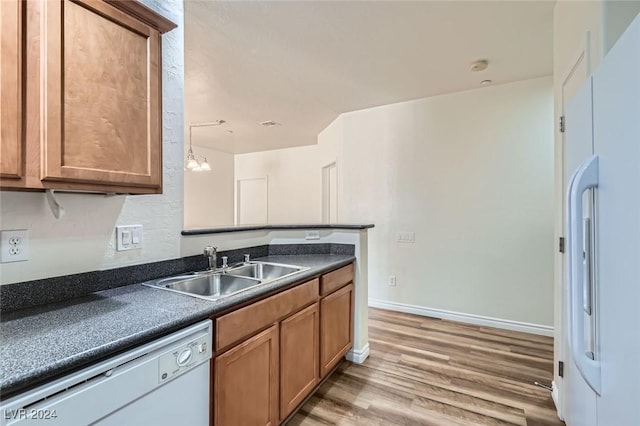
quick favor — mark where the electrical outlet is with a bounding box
[388,275,397,287]
[305,230,320,240]
[1,230,29,263]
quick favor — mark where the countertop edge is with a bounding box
[181,224,375,235]
[0,255,356,398]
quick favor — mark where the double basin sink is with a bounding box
[143,261,309,301]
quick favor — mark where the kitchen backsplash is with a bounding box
[0,244,354,312]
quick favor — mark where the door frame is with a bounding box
[321,161,338,224]
[555,31,593,420]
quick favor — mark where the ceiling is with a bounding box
[185,0,554,154]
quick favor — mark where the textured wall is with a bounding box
[0,0,185,285]
[184,145,234,228]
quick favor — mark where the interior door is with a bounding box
[321,162,337,223]
[564,77,598,426]
[236,177,268,225]
[557,32,593,423]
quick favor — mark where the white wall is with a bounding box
[342,77,554,327]
[234,117,344,224]
[184,145,234,228]
[603,1,640,53]
[233,77,555,328]
[0,0,185,285]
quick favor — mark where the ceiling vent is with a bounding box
[260,120,281,127]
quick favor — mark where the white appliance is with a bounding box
[562,12,640,426]
[0,320,212,426]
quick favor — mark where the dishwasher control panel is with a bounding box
[158,331,211,383]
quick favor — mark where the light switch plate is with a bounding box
[0,230,29,262]
[396,232,415,243]
[116,225,143,251]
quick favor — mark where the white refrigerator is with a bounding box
[562,12,640,426]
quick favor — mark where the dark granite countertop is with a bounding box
[0,254,354,399]
[181,223,374,235]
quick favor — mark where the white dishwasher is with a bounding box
[1,320,212,426]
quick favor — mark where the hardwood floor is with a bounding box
[287,308,564,426]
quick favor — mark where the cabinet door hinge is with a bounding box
[559,237,565,253]
[560,116,566,133]
[559,361,564,377]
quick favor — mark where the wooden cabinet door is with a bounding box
[214,325,279,426]
[0,0,23,178]
[280,302,319,421]
[320,283,354,378]
[41,0,161,190]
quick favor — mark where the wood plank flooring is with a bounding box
[287,308,564,426]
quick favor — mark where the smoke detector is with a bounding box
[470,60,489,72]
[481,79,492,86]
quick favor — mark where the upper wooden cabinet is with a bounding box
[0,0,23,179]
[42,0,161,189]
[0,0,176,194]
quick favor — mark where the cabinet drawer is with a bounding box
[320,263,354,296]
[216,279,319,351]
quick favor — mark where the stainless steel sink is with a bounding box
[158,274,261,299]
[225,262,304,281]
[143,261,308,301]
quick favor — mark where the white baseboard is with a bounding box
[346,343,370,364]
[552,380,564,421]
[368,299,554,337]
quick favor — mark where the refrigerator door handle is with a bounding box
[567,154,601,395]
[583,217,593,316]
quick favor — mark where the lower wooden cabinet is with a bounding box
[212,264,355,425]
[279,302,319,421]
[320,283,354,378]
[214,325,279,426]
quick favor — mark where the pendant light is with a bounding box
[186,120,226,171]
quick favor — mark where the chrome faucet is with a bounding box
[203,246,217,270]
